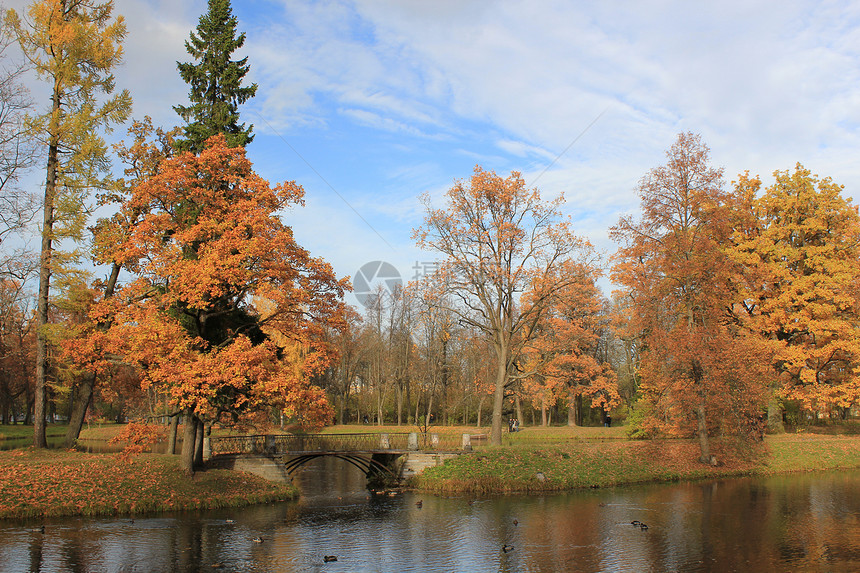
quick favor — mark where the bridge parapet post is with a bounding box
[462,433,472,452]
[265,435,276,454]
[379,434,390,449]
[408,432,419,451]
[430,433,439,449]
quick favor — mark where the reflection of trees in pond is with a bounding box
[5,472,860,571]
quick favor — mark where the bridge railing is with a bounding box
[209,432,468,455]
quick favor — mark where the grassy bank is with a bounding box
[413,434,860,494]
[0,449,297,520]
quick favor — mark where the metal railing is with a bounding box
[210,432,467,455]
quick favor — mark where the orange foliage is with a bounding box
[73,135,347,430]
[522,260,619,413]
[611,133,771,460]
[0,277,35,423]
[109,422,165,460]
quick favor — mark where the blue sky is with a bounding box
[8,0,860,309]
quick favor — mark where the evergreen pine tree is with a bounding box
[174,0,257,153]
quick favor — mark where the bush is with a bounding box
[625,403,655,439]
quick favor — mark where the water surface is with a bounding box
[3,458,860,572]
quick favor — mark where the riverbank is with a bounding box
[0,449,297,520]
[413,434,860,493]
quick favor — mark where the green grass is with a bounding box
[413,434,860,494]
[0,424,67,442]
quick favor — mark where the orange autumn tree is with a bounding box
[522,260,619,426]
[730,165,860,418]
[414,166,592,445]
[77,135,347,473]
[611,133,771,463]
[58,118,178,449]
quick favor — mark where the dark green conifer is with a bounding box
[174,0,257,153]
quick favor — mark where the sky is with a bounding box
[6,0,860,309]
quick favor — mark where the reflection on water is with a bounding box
[2,458,860,572]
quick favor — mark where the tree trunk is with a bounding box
[441,339,449,426]
[63,372,96,448]
[396,382,403,426]
[62,264,122,450]
[696,402,710,463]
[376,388,383,426]
[567,394,577,427]
[167,413,179,455]
[425,393,434,427]
[193,419,205,467]
[490,350,506,445]
[477,395,484,428]
[515,395,523,426]
[541,395,548,427]
[33,83,62,450]
[767,395,785,434]
[180,410,196,475]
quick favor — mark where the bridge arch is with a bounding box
[282,452,398,478]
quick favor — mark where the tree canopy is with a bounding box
[731,165,860,413]
[611,133,771,461]
[414,166,597,445]
[72,135,348,471]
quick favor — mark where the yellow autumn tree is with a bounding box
[730,165,860,417]
[7,0,132,447]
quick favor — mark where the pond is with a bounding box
[2,457,860,572]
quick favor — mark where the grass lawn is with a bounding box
[320,423,627,442]
[414,433,860,494]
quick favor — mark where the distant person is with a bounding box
[605,415,612,428]
[513,419,520,432]
[363,414,369,424]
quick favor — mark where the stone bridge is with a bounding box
[205,432,481,484]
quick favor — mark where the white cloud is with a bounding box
[10,0,860,300]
